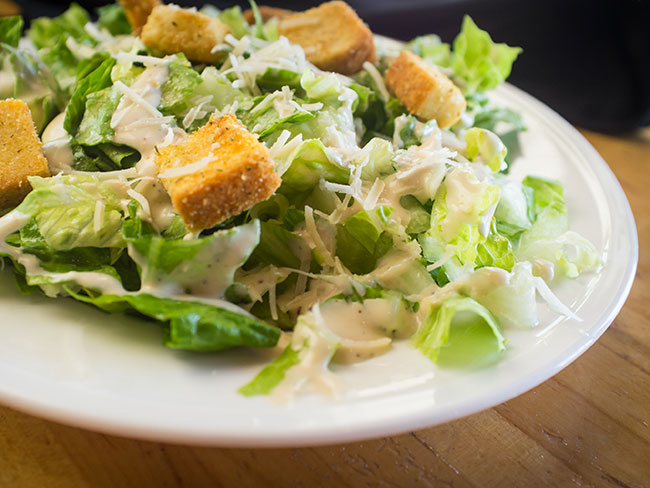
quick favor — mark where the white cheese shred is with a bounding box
[93,200,105,233]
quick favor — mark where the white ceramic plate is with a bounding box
[0,84,637,447]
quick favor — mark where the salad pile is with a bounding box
[0,2,601,399]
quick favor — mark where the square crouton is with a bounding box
[242,6,294,24]
[385,51,466,129]
[155,114,281,231]
[118,0,160,35]
[140,5,231,64]
[278,1,376,75]
[0,99,50,210]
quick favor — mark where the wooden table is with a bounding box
[0,129,648,487]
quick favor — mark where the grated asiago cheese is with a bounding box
[304,206,336,268]
[301,102,324,111]
[269,280,278,321]
[126,189,152,219]
[363,61,390,101]
[320,180,354,195]
[84,22,111,43]
[363,178,385,211]
[157,152,216,179]
[113,52,172,67]
[93,200,105,233]
[220,36,308,95]
[181,95,215,128]
[269,132,303,162]
[113,81,164,119]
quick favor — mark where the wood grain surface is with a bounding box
[0,128,648,487]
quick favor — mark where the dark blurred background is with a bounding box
[9,0,650,133]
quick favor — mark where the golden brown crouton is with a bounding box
[278,1,376,75]
[0,0,20,16]
[242,6,294,24]
[0,99,50,210]
[155,114,281,231]
[385,51,466,129]
[140,5,231,64]
[118,0,160,35]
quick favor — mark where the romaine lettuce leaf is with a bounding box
[494,178,532,237]
[64,54,116,135]
[124,205,260,297]
[28,3,91,50]
[465,127,507,172]
[2,45,64,133]
[412,295,506,366]
[278,140,349,194]
[301,69,343,102]
[75,84,122,146]
[0,16,23,47]
[218,6,249,39]
[451,15,522,93]
[159,54,203,121]
[239,343,302,396]
[420,168,509,276]
[68,290,281,351]
[336,207,393,274]
[18,175,126,251]
[246,220,303,269]
[517,176,600,278]
[194,66,244,110]
[406,34,451,67]
[257,68,302,93]
[468,263,539,329]
[96,4,132,36]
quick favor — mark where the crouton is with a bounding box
[118,0,160,35]
[385,51,466,129]
[242,6,294,24]
[155,114,281,231]
[0,99,50,210]
[0,0,20,16]
[140,5,231,64]
[277,1,376,75]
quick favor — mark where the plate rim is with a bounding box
[0,83,639,447]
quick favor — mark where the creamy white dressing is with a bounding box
[235,266,290,303]
[111,65,169,154]
[442,167,494,240]
[320,298,416,363]
[41,113,74,172]
[132,223,260,298]
[270,306,344,404]
[0,211,128,297]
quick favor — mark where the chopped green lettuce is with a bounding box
[69,290,281,351]
[239,344,302,396]
[412,295,506,366]
[19,175,126,250]
[0,16,23,47]
[517,176,600,278]
[64,55,116,135]
[28,3,91,49]
[124,205,261,297]
[336,207,393,274]
[218,6,249,39]
[406,34,451,67]
[465,127,507,172]
[96,4,132,36]
[451,15,522,93]
[159,54,203,122]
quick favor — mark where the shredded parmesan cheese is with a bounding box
[363,61,390,101]
[93,200,105,233]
